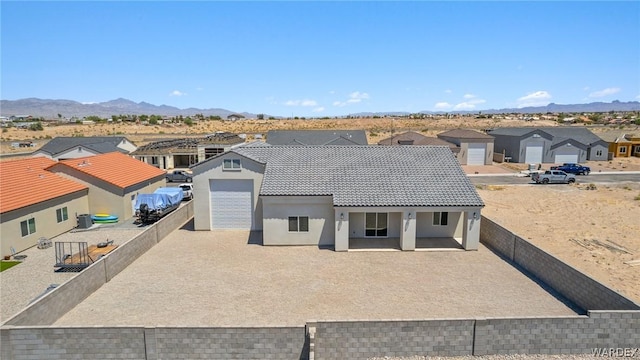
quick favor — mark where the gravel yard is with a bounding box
[0,221,144,322]
[55,223,578,327]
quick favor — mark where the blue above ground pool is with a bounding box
[91,214,119,223]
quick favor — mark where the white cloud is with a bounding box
[284,99,318,107]
[516,91,552,108]
[636,94,640,99]
[588,87,621,98]
[454,102,477,110]
[196,87,204,91]
[329,90,335,94]
[333,91,370,107]
[582,86,590,91]
[463,94,476,99]
[81,101,97,105]
[444,89,452,94]
[170,90,187,97]
[312,107,325,113]
[434,102,452,110]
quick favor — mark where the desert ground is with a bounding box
[477,182,640,303]
[0,116,561,155]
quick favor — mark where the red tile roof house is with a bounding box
[0,158,89,257]
[47,152,167,222]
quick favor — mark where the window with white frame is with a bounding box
[619,146,627,154]
[56,207,68,223]
[365,212,388,237]
[223,159,241,170]
[433,212,449,226]
[20,218,36,237]
[288,216,309,232]
[596,150,603,157]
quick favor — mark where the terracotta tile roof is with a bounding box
[0,157,88,213]
[53,152,166,189]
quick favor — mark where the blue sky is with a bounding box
[2,1,639,116]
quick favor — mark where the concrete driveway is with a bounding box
[55,222,578,327]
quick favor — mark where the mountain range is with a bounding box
[1,98,639,119]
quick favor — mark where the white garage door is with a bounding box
[525,143,544,164]
[554,149,579,164]
[467,143,486,165]
[210,179,253,229]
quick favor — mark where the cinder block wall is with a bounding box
[3,202,193,327]
[0,327,146,360]
[513,236,638,311]
[150,326,307,360]
[480,216,640,311]
[313,320,475,359]
[474,311,640,355]
[0,326,307,360]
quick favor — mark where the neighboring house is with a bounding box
[192,145,484,251]
[266,130,368,145]
[131,132,245,169]
[599,132,640,158]
[436,129,494,165]
[32,136,137,160]
[377,131,460,155]
[0,157,89,257]
[488,127,608,164]
[227,114,245,121]
[47,152,166,221]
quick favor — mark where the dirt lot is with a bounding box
[477,182,640,303]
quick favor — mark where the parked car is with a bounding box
[551,163,590,175]
[179,183,193,200]
[165,170,192,183]
[532,170,576,184]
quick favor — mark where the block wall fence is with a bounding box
[2,213,639,359]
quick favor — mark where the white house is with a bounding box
[192,144,484,251]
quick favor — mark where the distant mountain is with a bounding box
[419,100,640,115]
[1,98,638,119]
[0,98,259,119]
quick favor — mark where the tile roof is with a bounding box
[0,157,88,213]
[265,130,368,145]
[437,129,494,140]
[488,127,605,146]
[38,136,133,156]
[378,131,458,148]
[52,152,166,189]
[232,145,484,207]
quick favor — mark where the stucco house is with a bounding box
[32,136,137,160]
[377,131,460,155]
[47,152,166,221]
[265,130,368,145]
[436,129,494,165]
[488,127,608,164]
[192,144,484,251]
[599,132,640,158]
[0,157,89,257]
[131,132,245,169]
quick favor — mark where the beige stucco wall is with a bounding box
[262,196,334,246]
[192,152,265,231]
[48,167,165,221]
[53,147,100,160]
[416,211,463,239]
[0,191,89,257]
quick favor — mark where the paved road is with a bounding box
[469,173,640,185]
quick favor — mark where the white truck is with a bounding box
[179,183,193,200]
[531,170,576,184]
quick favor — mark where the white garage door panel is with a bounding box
[467,143,486,165]
[210,179,253,229]
[525,143,544,164]
[555,154,579,164]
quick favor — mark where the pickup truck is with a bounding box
[179,183,193,200]
[532,170,576,184]
[551,163,590,175]
[165,170,192,183]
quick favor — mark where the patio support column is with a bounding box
[335,209,349,251]
[400,210,416,251]
[462,210,481,250]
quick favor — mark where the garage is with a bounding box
[554,146,579,164]
[467,143,486,165]
[210,179,253,229]
[525,143,544,164]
